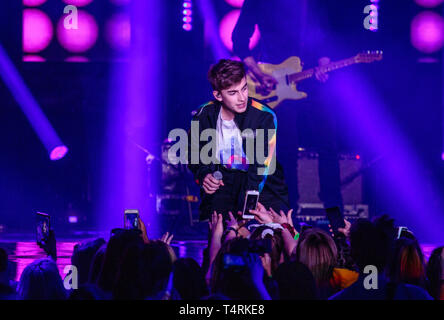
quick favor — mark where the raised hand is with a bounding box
[202,174,224,195]
[160,231,174,245]
[249,202,273,224]
[269,207,294,226]
[209,211,224,242]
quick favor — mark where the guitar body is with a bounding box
[247,56,308,109]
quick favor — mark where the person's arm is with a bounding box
[232,0,258,61]
[206,212,224,284]
[282,227,298,257]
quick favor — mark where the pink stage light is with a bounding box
[57,10,98,53]
[219,10,260,52]
[225,0,245,8]
[50,145,69,161]
[414,0,444,8]
[23,0,48,6]
[105,13,131,50]
[62,0,94,6]
[183,23,192,31]
[22,55,46,62]
[68,216,78,223]
[23,9,53,53]
[65,56,90,62]
[411,11,444,53]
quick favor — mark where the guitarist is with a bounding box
[232,0,344,211]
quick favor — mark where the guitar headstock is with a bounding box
[355,50,383,63]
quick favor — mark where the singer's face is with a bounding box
[213,77,249,115]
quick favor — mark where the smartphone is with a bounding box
[242,190,259,220]
[124,209,139,230]
[223,254,246,269]
[36,212,50,245]
[397,226,415,240]
[325,206,345,235]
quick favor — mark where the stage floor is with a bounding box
[0,233,207,282]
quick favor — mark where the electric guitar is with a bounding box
[247,51,383,109]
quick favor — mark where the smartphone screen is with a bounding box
[124,210,139,229]
[325,206,345,235]
[36,212,50,245]
[242,191,259,219]
[223,254,245,269]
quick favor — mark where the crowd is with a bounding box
[0,203,443,300]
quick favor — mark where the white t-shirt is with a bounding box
[216,110,249,171]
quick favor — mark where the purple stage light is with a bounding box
[219,10,260,51]
[57,10,98,53]
[23,0,48,6]
[0,45,69,161]
[68,216,78,223]
[182,1,193,32]
[99,0,163,235]
[22,55,46,62]
[183,23,192,31]
[22,9,53,53]
[415,0,444,7]
[224,0,245,8]
[50,145,69,161]
[105,13,131,50]
[196,0,230,59]
[411,11,444,53]
[62,0,94,6]
[65,56,89,62]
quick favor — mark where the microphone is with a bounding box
[212,170,223,181]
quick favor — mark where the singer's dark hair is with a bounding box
[208,59,246,92]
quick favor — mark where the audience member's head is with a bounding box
[97,229,144,292]
[274,260,318,300]
[294,228,337,292]
[112,238,145,299]
[389,237,426,288]
[426,246,444,300]
[211,238,265,300]
[140,240,175,299]
[69,283,105,300]
[173,258,209,300]
[0,248,9,285]
[349,218,391,274]
[249,226,286,275]
[17,258,67,300]
[88,244,106,284]
[71,238,106,285]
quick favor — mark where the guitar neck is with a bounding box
[288,57,357,83]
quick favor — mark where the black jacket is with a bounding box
[187,97,289,208]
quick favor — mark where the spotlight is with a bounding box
[50,145,69,161]
[182,1,193,32]
[68,216,78,224]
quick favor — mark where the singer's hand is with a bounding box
[203,173,224,194]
